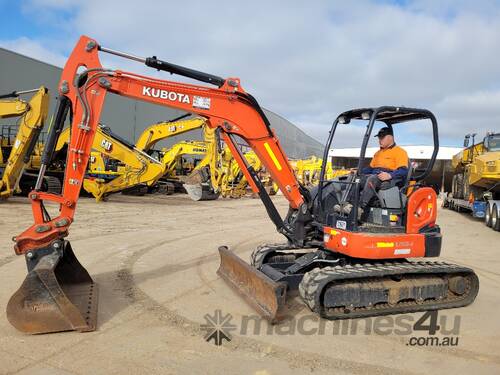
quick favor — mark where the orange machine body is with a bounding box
[323,187,438,259]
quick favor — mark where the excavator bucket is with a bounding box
[184,183,220,201]
[6,241,98,334]
[217,246,287,323]
[184,168,220,201]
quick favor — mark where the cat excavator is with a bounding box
[5,36,479,334]
[0,87,54,199]
[52,117,215,201]
[55,124,165,201]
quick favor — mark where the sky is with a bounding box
[1,0,500,147]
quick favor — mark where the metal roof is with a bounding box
[338,106,434,125]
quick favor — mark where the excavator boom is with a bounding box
[7,36,305,333]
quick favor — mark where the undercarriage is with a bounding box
[218,245,479,322]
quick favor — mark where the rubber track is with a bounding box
[299,260,479,319]
[250,243,312,268]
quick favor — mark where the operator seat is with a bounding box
[376,160,415,209]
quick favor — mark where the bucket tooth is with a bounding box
[217,246,287,323]
[6,241,98,334]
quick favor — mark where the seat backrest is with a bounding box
[404,160,419,196]
[406,160,415,183]
[378,161,414,208]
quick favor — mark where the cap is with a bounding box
[374,127,393,138]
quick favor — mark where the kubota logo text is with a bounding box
[142,86,190,104]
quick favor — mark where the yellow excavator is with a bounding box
[53,116,220,201]
[135,115,206,152]
[82,126,166,201]
[293,156,349,187]
[182,126,223,201]
[158,140,208,177]
[0,87,53,199]
[54,125,165,201]
[180,129,274,201]
[74,114,267,201]
[94,118,221,200]
[218,147,263,198]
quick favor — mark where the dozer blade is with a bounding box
[217,246,287,323]
[7,241,98,334]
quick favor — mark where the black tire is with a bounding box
[485,201,493,227]
[463,175,470,200]
[452,174,464,199]
[492,205,500,232]
[452,175,458,198]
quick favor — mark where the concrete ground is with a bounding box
[0,194,499,375]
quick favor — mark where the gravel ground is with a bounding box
[0,194,499,375]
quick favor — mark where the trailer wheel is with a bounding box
[463,175,470,200]
[492,204,500,232]
[485,201,493,227]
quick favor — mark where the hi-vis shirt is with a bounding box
[370,145,408,171]
[362,144,409,181]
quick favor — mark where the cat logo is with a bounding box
[101,139,113,151]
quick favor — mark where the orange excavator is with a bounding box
[6,36,479,334]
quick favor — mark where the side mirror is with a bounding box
[463,135,470,148]
[484,136,489,151]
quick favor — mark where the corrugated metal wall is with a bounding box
[0,48,324,158]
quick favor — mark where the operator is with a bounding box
[338,126,409,218]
